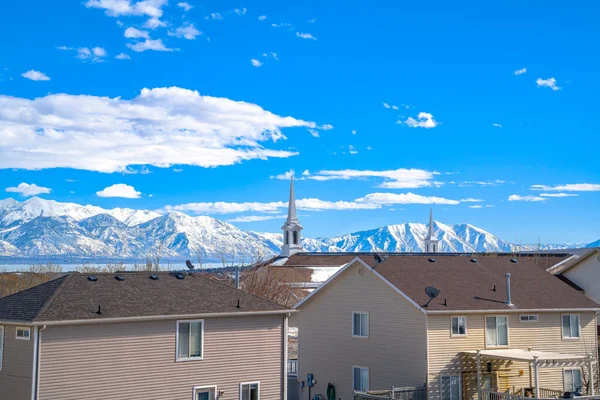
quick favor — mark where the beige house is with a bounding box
[0,271,293,400]
[293,254,599,400]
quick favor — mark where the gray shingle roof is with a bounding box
[0,272,289,323]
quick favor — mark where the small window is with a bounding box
[240,382,259,400]
[353,366,369,392]
[352,312,369,338]
[520,315,538,323]
[0,325,4,371]
[451,316,466,337]
[293,231,298,245]
[485,316,508,347]
[177,320,203,360]
[284,232,289,245]
[562,315,580,339]
[16,327,31,341]
[564,369,582,392]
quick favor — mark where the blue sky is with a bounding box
[0,0,598,244]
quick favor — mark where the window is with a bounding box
[353,366,369,391]
[0,326,4,371]
[564,369,582,392]
[292,231,298,245]
[562,315,580,339]
[520,315,538,323]
[352,312,369,338]
[485,316,508,347]
[240,382,259,400]
[284,232,289,245]
[451,316,466,337]
[441,375,461,400]
[16,327,31,341]
[177,320,203,360]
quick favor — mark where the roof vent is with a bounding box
[470,258,479,263]
[510,258,519,264]
[115,275,125,281]
[428,258,436,263]
[149,275,159,280]
[87,276,98,282]
[175,273,185,280]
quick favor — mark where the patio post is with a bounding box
[477,350,482,400]
[533,356,540,398]
[589,356,595,395]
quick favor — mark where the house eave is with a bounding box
[425,307,600,315]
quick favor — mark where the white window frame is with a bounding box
[562,314,581,340]
[352,312,369,338]
[450,316,467,337]
[239,381,260,400]
[519,315,538,323]
[15,326,31,341]
[192,385,217,400]
[353,365,369,392]
[0,325,4,371]
[563,368,582,392]
[440,374,462,400]
[485,316,509,347]
[176,319,204,361]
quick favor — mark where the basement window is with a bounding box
[16,327,31,341]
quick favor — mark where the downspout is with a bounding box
[31,325,46,400]
[283,313,289,400]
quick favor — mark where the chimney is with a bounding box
[505,273,512,305]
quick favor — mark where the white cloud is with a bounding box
[96,183,141,198]
[177,2,192,11]
[270,52,278,60]
[173,168,183,172]
[461,198,483,203]
[351,129,356,135]
[400,112,438,128]
[92,47,107,57]
[514,68,527,75]
[210,13,222,20]
[536,77,560,91]
[169,23,201,40]
[356,192,462,205]
[272,22,293,29]
[296,32,317,40]
[21,70,50,81]
[85,0,167,18]
[508,194,546,202]
[308,129,320,137]
[468,205,483,209]
[5,182,51,196]
[115,52,131,59]
[234,8,247,15]
[271,169,295,180]
[319,124,333,130]
[0,87,316,173]
[57,45,73,50]
[75,47,108,62]
[127,38,173,52]
[349,145,358,155]
[144,17,166,29]
[531,183,600,192]
[307,18,317,23]
[383,102,399,110]
[124,27,150,39]
[485,205,494,208]
[366,146,372,150]
[539,193,579,197]
[304,168,439,189]
[492,123,502,128]
[228,214,287,223]
[258,15,267,21]
[251,59,263,67]
[457,180,506,187]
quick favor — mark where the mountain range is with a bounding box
[0,197,596,262]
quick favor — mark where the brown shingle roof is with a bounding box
[0,271,289,323]
[367,254,599,311]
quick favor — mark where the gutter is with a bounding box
[31,324,46,400]
[426,308,600,315]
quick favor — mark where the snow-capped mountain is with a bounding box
[0,197,597,261]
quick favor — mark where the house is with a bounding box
[292,254,599,400]
[0,271,293,400]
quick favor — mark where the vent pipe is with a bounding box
[505,273,512,305]
[235,266,240,289]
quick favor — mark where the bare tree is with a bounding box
[239,266,303,307]
[143,242,164,271]
[0,262,63,298]
[580,339,599,395]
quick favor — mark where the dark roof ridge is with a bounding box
[32,274,73,320]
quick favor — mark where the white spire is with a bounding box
[424,208,439,253]
[281,176,303,257]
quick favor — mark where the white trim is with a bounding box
[352,365,369,392]
[30,326,39,400]
[519,314,539,323]
[440,374,462,400]
[546,254,580,274]
[484,315,509,348]
[16,326,31,340]
[176,319,204,361]
[283,315,288,400]
[239,381,260,400]
[0,325,4,371]
[450,316,467,337]
[561,314,581,340]
[426,308,600,314]
[192,385,218,400]
[352,311,369,338]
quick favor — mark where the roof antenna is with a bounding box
[96,305,102,315]
[422,286,440,308]
[236,299,241,309]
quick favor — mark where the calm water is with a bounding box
[0,261,225,272]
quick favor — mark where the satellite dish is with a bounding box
[423,286,441,308]
[373,253,383,263]
[185,260,194,270]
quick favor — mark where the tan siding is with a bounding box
[38,315,284,400]
[293,262,428,400]
[427,312,598,400]
[0,324,34,400]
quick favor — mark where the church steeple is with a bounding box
[281,177,303,257]
[424,208,439,253]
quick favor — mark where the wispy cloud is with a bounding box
[536,77,560,91]
[62,46,109,63]
[115,52,131,60]
[127,38,173,52]
[351,129,357,135]
[383,102,399,110]
[124,27,149,39]
[531,183,600,192]
[539,193,579,197]
[514,67,527,75]
[5,182,51,196]
[508,194,546,202]
[21,70,50,81]
[177,2,192,11]
[456,180,506,187]
[296,32,317,40]
[308,129,320,137]
[307,18,317,23]
[272,22,294,29]
[251,59,263,67]
[228,214,287,223]
[468,205,483,209]
[85,0,168,30]
[348,145,358,155]
[96,183,141,198]
[168,23,201,39]
[258,15,267,21]
[399,112,438,128]
[492,123,502,128]
[303,168,440,189]
[356,192,463,205]
[271,169,295,180]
